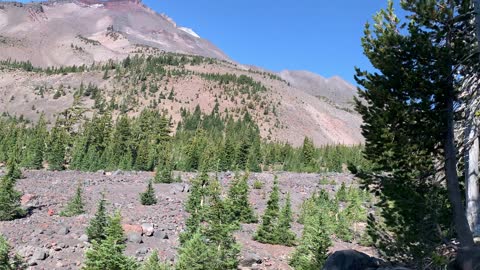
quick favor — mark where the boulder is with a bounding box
[79,234,89,242]
[21,194,36,206]
[112,170,124,176]
[127,232,143,244]
[57,225,70,235]
[123,224,143,234]
[240,252,263,267]
[141,223,154,237]
[32,248,48,261]
[154,231,169,240]
[322,250,379,270]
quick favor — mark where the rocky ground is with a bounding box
[0,170,375,269]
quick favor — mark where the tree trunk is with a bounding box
[465,127,480,236]
[445,93,475,248]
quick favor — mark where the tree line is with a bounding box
[0,107,369,174]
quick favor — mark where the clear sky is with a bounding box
[144,0,404,84]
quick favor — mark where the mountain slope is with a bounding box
[0,0,228,67]
[0,0,363,146]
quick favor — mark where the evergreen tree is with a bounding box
[60,183,85,217]
[0,235,24,270]
[226,173,257,224]
[154,150,173,184]
[254,177,280,244]
[355,0,474,264]
[276,193,296,246]
[141,251,170,270]
[301,137,315,167]
[0,175,25,221]
[46,124,67,171]
[5,158,22,181]
[176,232,216,270]
[289,209,332,270]
[335,182,348,202]
[22,115,46,169]
[83,212,138,270]
[140,180,157,206]
[86,195,108,243]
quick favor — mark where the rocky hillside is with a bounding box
[0,170,373,269]
[0,0,363,146]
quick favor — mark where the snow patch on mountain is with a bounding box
[179,27,200,38]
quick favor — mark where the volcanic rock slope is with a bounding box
[0,0,363,146]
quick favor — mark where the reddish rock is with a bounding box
[47,209,55,216]
[122,224,143,234]
[21,194,36,205]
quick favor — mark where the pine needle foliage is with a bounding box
[226,172,257,224]
[0,175,25,221]
[83,212,137,270]
[140,180,157,206]
[0,235,25,270]
[86,194,108,243]
[60,183,85,217]
[141,251,171,270]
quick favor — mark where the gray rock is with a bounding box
[57,225,70,235]
[127,232,143,244]
[79,234,89,242]
[112,170,124,176]
[32,248,48,261]
[322,250,379,270]
[154,231,169,239]
[182,184,189,192]
[28,259,38,266]
[240,252,262,267]
[18,245,35,257]
[136,247,149,256]
[141,223,154,237]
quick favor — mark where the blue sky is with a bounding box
[145,0,404,84]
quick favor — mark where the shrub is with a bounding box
[253,180,263,189]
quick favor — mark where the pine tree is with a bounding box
[46,125,67,171]
[140,180,157,206]
[276,193,296,246]
[22,115,46,169]
[154,152,173,184]
[354,0,474,263]
[60,183,85,217]
[254,177,280,244]
[86,195,108,243]
[5,158,22,181]
[0,175,25,221]
[301,137,315,167]
[289,209,332,270]
[141,251,170,270]
[83,212,138,270]
[0,235,24,270]
[226,173,257,224]
[176,232,216,270]
[335,182,348,202]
